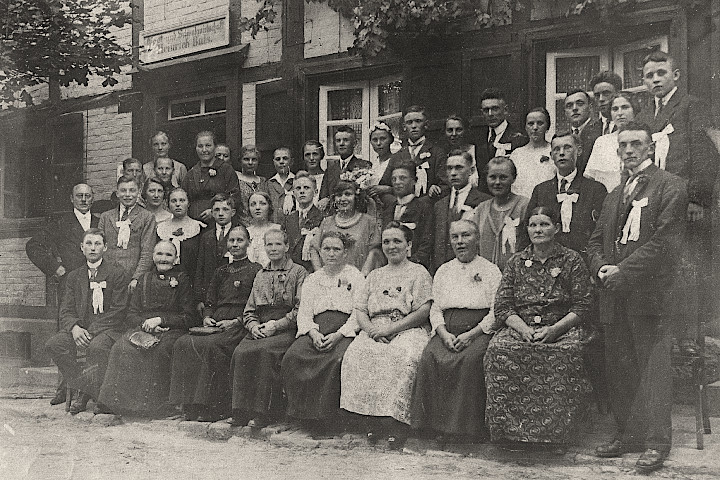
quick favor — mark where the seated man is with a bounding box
[381,162,434,270]
[45,228,129,414]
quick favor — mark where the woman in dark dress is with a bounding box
[484,206,593,450]
[181,131,240,224]
[230,228,308,428]
[98,241,197,415]
[280,231,366,433]
[168,226,261,421]
[412,219,502,443]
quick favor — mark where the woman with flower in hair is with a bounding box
[181,131,240,224]
[281,231,365,434]
[169,225,262,422]
[484,206,593,450]
[340,222,432,450]
[311,179,381,276]
[510,108,555,199]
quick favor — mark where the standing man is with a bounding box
[635,50,719,356]
[588,122,687,473]
[521,131,607,259]
[266,147,297,224]
[320,126,371,209]
[475,88,528,193]
[45,228,130,414]
[590,71,623,135]
[564,89,602,175]
[432,150,490,272]
[26,183,99,405]
[380,105,449,199]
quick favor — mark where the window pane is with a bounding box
[555,56,600,93]
[327,89,363,121]
[326,123,363,157]
[170,100,201,118]
[377,81,402,117]
[205,96,227,113]
[622,45,662,89]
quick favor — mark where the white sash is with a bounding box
[556,193,579,233]
[501,216,520,254]
[620,197,648,244]
[90,281,106,314]
[116,220,131,249]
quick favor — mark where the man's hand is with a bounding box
[203,316,217,327]
[142,317,163,333]
[128,279,138,293]
[216,319,238,330]
[598,264,621,289]
[55,266,66,277]
[688,202,704,222]
[428,185,442,197]
[71,325,92,348]
[199,209,213,223]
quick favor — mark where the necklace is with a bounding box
[335,211,361,228]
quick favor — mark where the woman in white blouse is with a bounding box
[412,219,502,443]
[510,107,556,198]
[281,231,365,435]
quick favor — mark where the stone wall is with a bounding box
[85,104,134,199]
[0,237,45,307]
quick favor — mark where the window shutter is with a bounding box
[256,80,295,178]
[49,112,84,213]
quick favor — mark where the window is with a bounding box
[319,76,403,161]
[168,93,227,120]
[546,36,668,134]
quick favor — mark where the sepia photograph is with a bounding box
[1,0,720,478]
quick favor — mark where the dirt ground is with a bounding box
[1,398,719,480]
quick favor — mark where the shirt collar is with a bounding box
[298,204,313,217]
[518,242,565,261]
[87,259,103,270]
[629,159,654,176]
[658,86,678,106]
[263,257,293,272]
[492,120,509,139]
[396,193,416,206]
[408,136,426,147]
[270,171,295,186]
[120,204,135,216]
[452,183,472,196]
[74,208,91,218]
[216,223,230,234]
[574,117,591,132]
[557,169,578,185]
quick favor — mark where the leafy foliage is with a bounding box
[0,0,131,106]
[238,0,278,38]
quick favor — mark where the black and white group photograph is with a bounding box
[2,0,720,478]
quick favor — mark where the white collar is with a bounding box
[408,136,426,147]
[87,259,103,269]
[74,208,91,218]
[120,204,135,215]
[629,159,653,176]
[657,86,678,106]
[396,193,416,206]
[216,223,231,233]
[297,204,313,216]
[270,171,295,186]
[492,120,508,139]
[557,169,578,185]
[452,183,472,196]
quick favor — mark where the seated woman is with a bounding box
[98,241,197,415]
[169,226,262,421]
[412,220,502,443]
[340,222,432,450]
[485,206,593,450]
[246,191,281,266]
[311,180,381,276]
[231,228,308,428]
[156,188,204,277]
[280,231,366,434]
[466,156,529,271]
[143,177,173,224]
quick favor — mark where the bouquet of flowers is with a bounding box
[340,168,373,191]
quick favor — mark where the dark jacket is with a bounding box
[381,196,434,270]
[320,155,372,200]
[281,205,324,272]
[380,139,449,198]
[475,123,528,192]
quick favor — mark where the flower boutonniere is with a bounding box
[383,286,402,297]
[524,259,533,268]
[277,273,287,283]
[338,278,352,291]
[208,168,217,177]
[473,273,482,282]
[172,228,185,237]
[389,309,403,322]
[419,152,431,160]
[169,277,179,287]
[550,267,562,278]
[233,280,241,288]
[539,155,550,163]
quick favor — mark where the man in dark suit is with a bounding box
[590,71,623,136]
[281,173,323,272]
[432,150,490,272]
[319,126,371,208]
[45,228,130,414]
[26,183,99,405]
[380,105,448,200]
[474,88,528,194]
[521,131,607,259]
[381,162,434,270]
[588,122,688,473]
[564,89,602,175]
[635,50,719,356]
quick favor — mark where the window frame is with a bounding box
[167,93,227,121]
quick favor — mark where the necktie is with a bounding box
[602,120,609,136]
[341,159,348,171]
[217,226,227,241]
[120,207,129,221]
[450,190,459,215]
[610,124,617,133]
[488,128,496,146]
[559,178,568,193]
[655,99,664,118]
[572,127,579,136]
[623,173,638,203]
[89,268,98,280]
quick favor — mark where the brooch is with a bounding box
[419,152,431,159]
[277,273,287,282]
[169,277,178,288]
[525,259,533,268]
[208,169,217,177]
[338,278,352,291]
[539,155,550,163]
[550,267,561,278]
[473,273,482,282]
[172,228,184,237]
[389,309,403,322]
[233,280,241,288]
[383,286,402,297]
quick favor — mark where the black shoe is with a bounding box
[68,392,91,415]
[93,403,114,415]
[50,388,67,406]
[679,339,700,356]
[595,439,624,457]
[248,416,268,429]
[230,410,250,427]
[635,449,667,473]
[182,404,200,421]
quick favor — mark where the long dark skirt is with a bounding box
[484,326,592,444]
[168,305,246,415]
[281,311,353,420]
[231,305,294,417]
[98,328,184,413]
[412,308,491,436]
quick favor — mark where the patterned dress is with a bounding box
[340,261,432,425]
[98,267,197,413]
[235,174,268,222]
[168,258,261,416]
[484,242,593,444]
